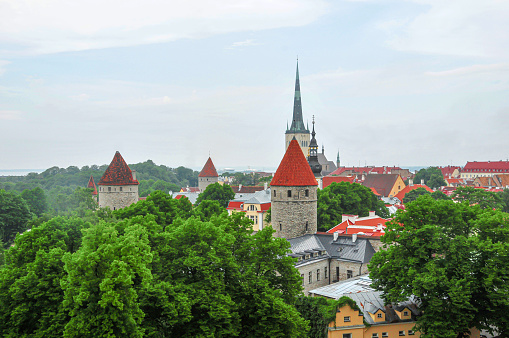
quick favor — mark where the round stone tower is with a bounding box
[198,157,219,192]
[98,151,139,210]
[271,139,318,239]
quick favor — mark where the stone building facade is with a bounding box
[98,151,139,210]
[198,157,219,192]
[271,138,318,239]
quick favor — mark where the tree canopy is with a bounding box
[0,189,32,247]
[452,186,504,210]
[369,195,509,337]
[413,167,446,189]
[317,182,389,231]
[195,183,235,208]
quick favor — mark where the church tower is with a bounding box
[285,61,310,156]
[307,117,323,188]
[98,151,139,210]
[271,139,318,239]
[198,157,219,191]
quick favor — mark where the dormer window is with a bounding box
[403,310,409,316]
[377,313,382,318]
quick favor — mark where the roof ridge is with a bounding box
[271,139,318,186]
[98,151,139,186]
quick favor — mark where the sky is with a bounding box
[1,0,509,171]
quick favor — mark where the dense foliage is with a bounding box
[369,195,509,337]
[403,187,451,204]
[317,182,389,231]
[452,186,504,210]
[195,182,235,208]
[0,194,311,337]
[412,166,446,189]
[0,189,32,247]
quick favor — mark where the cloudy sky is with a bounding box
[1,0,508,171]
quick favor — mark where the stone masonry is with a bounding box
[272,185,317,239]
[98,185,139,210]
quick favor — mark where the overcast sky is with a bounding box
[1,0,508,171]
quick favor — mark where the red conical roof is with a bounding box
[199,157,218,177]
[87,175,98,195]
[271,139,318,186]
[98,151,139,186]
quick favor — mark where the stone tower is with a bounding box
[87,175,98,203]
[271,139,318,239]
[98,151,139,210]
[285,60,310,156]
[198,157,219,191]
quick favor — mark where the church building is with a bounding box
[285,61,310,156]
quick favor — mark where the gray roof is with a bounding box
[171,191,199,204]
[316,234,376,263]
[242,188,271,204]
[309,274,374,298]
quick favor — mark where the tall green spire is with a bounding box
[286,60,309,134]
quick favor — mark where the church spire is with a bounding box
[337,150,341,168]
[308,116,322,177]
[287,60,308,134]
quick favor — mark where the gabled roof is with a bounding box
[231,186,265,194]
[87,175,98,195]
[98,151,139,186]
[271,139,318,186]
[394,184,433,202]
[322,176,354,189]
[463,161,509,173]
[362,174,402,197]
[199,157,219,177]
[438,165,461,177]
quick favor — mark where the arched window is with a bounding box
[279,222,282,231]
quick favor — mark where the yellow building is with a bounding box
[226,188,271,232]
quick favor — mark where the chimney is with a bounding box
[132,170,137,181]
[264,182,268,190]
[369,210,375,217]
[239,184,242,191]
[333,232,339,241]
[409,179,413,186]
[421,179,424,185]
[352,233,358,243]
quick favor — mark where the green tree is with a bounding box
[295,296,337,338]
[196,183,235,208]
[430,190,451,201]
[413,167,446,189]
[0,217,85,337]
[499,188,509,212]
[452,186,504,209]
[0,189,32,247]
[368,196,509,337]
[21,186,49,216]
[193,199,226,221]
[402,187,430,204]
[62,220,153,337]
[317,182,389,231]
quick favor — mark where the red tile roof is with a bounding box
[199,157,219,177]
[322,176,354,189]
[328,166,403,176]
[394,184,433,202]
[438,166,461,178]
[326,215,389,237]
[362,174,402,197]
[463,161,509,173]
[87,175,98,195]
[271,139,318,186]
[98,151,139,186]
[180,187,200,193]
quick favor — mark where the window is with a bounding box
[343,316,350,322]
[287,190,292,197]
[343,334,352,338]
[274,189,276,197]
[305,221,309,231]
[305,189,309,197]
[377,313,383,318]
[316,269,320,281]
[408,331,415,336]
[347,270,353,279]
[279,223,282,231]
[336,267,339,280]
[372,334,379,338]
[325,267,328,279]
[255,216,258,224]
[399,331,405,336]
[382,333,388,338]
[108,187,111,192]
[119,187,122,191]
[403,311,409,316]
[308,271,312,284]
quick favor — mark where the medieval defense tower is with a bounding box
[271,139,318,239]
[285,61,310,156]
[198,157,219,191]
[98,151,139,210]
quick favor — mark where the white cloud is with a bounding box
[0,110,23,120]
[381,0,509,58]
[0,60,10,75]
[0,0,327,55]
[226,39,259,49]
